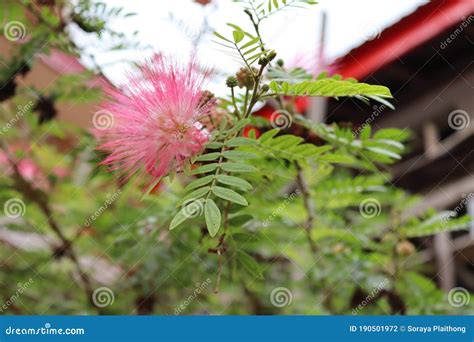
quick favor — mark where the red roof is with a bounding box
[39,50,87,74]
[332,0,474,79]
[254,1,473,120]
[38,49,111,88]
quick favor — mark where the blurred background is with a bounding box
[1,0,473,314]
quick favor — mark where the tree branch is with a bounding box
[294,162,317,254]
[0,143,97,310]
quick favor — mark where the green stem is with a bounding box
[243,65,265,119]
[230,87,241,119]
[222,201,237,279]
[243,87,250,114]
[246,6,265,52]
[295,162,317,255]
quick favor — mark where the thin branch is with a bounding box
[230,87,241,119]
[0,142,97,310]
[294,162,317,255]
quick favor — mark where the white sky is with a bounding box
[75,0,428,91]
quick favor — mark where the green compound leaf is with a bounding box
[237,251,263,280]
[196,152,221,162]
[169,210,188,230]
[222,150,258,160]
[191,163,219,175]
[216,175,253,191]
[212,186,248,206]
[220,162,258,173]
[205,199,221,237]
[269,77,392,100]
[226,137,257,147]
[183,175,215,192]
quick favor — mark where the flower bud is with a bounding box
[226,76,238,88]
[258,50,277,66]
[258,55,270,66]
[267,50,277,62]
[261,84,269,93]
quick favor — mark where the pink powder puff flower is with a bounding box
[97,54,215,184]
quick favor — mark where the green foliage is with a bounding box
[169,131,258,235]
[268,73,393,105]
[235,0,318,21]
[267,65,313,83]
[238,250,264,279]
[205,199,221,237]
[213,24,271,67]
[297,116,408,167]
[0,0,471,317]
[400,212,471,238]
[249,128,332,161]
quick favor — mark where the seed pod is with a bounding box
[332,243,346,254]
[396,241,415,256]
[198,90,215,109]
[236,67,257,88]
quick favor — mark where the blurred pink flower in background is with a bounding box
[97,54,215,183]
[0,151,49,190]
